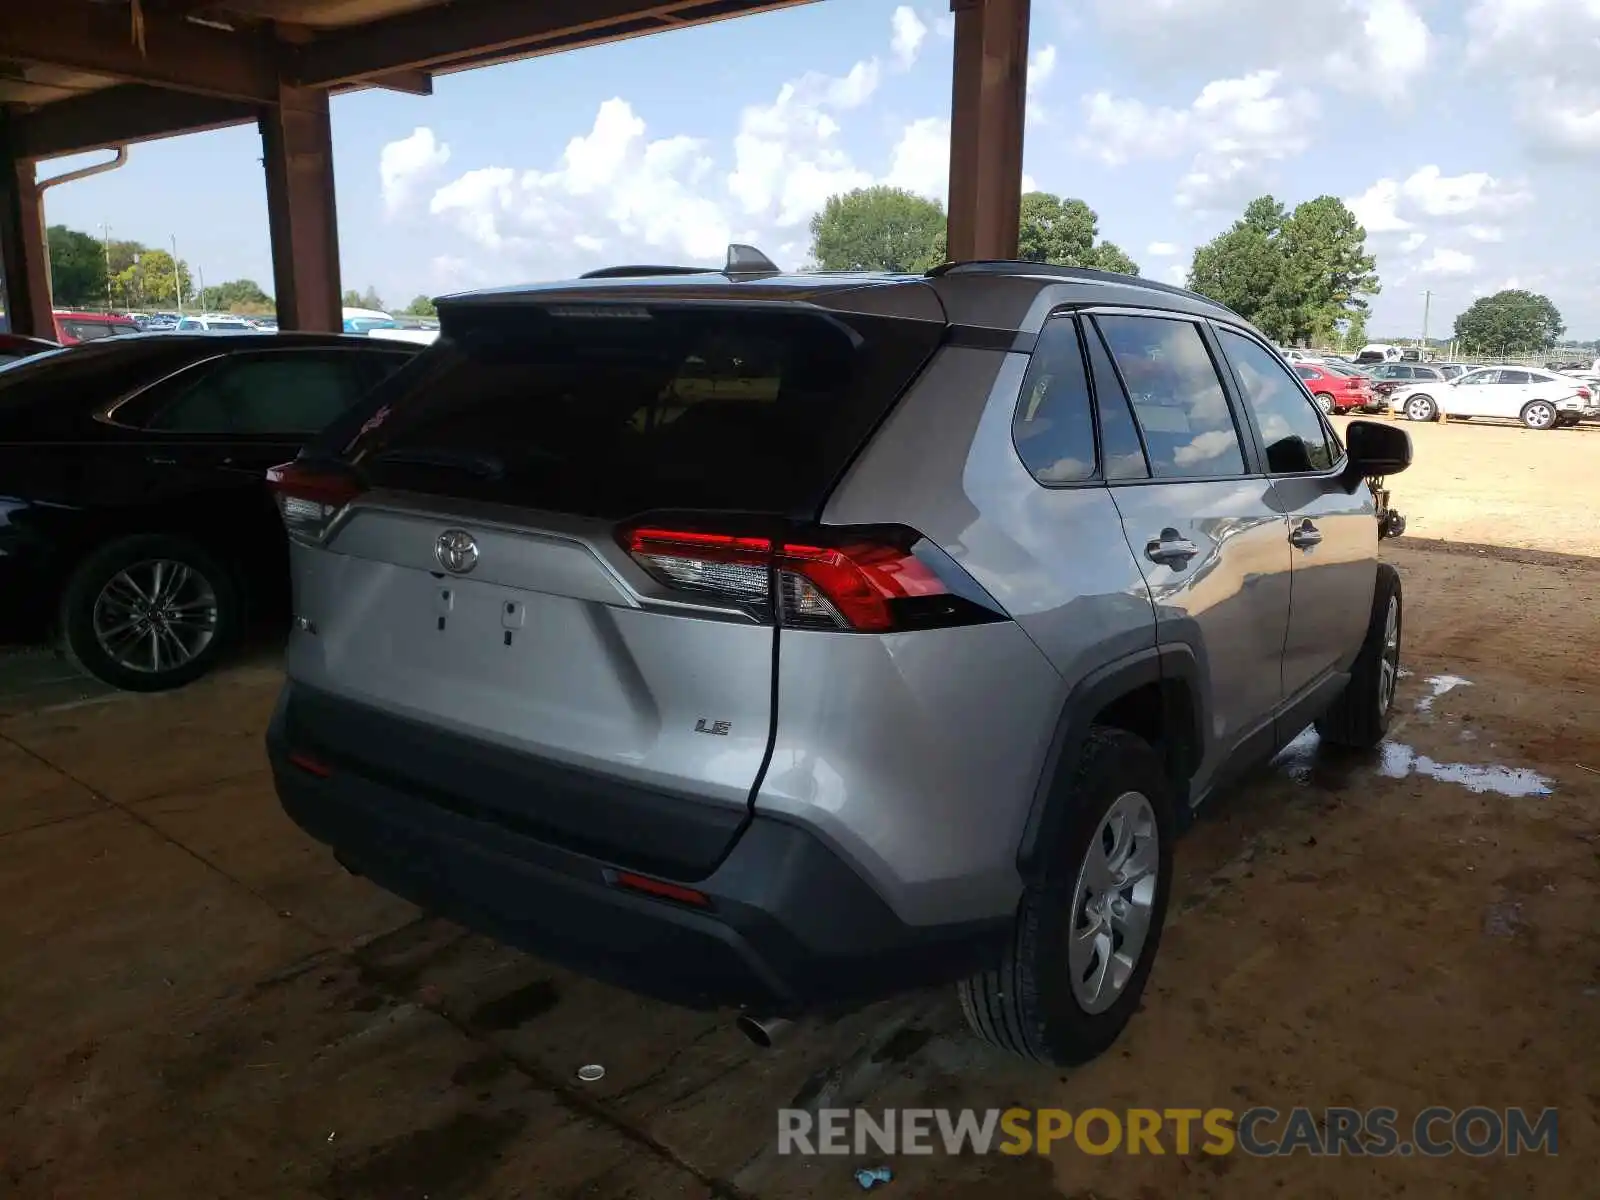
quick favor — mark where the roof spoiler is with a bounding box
[577,244,782,282]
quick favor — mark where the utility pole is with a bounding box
[100,222,112,312]
[171,234,184,313]
[1420,290,1432,358]
[197,264,206,311]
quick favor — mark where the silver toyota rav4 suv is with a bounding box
[267,248,1412,1066]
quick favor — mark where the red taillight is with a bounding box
[287,751,333,778]
[267,461,364,543]
[1579,388,1591,400]
[612,871,710,907]
[622,523,985,633]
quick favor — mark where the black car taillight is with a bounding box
[267,461,365,544]
[620,521,1002,633]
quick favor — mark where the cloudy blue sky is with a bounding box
[39,0,1600,337]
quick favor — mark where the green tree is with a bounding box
[1342,310,1369,352]
[403,294,437,317]
[342,286,386,311]
[1187,193,1377,345]
[111,248,193,309]
[808,187,947,273]
[1016,192,1140,276]
[196,279,273,313]
[1453,290,1565,354]
[46,225,107,307]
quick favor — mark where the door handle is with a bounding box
[1145,529,1199,567]
[1289,519,1323,549]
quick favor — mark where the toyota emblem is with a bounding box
[434,529,480,574]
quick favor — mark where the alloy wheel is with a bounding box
[1067,791,1160,1014]
[1524,402,1554,429]
[1377,595,1400,715]
[91,558,219,675]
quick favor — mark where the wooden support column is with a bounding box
[260,85,341,332]
[946,0,1030,262]
[0,118,52,340]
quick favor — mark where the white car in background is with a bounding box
[1390,366,1594,429]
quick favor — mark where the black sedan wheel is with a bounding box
[60,534,239,692]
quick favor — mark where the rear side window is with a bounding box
[1012,317,1096,484]
[147,352,368,435]
[1498,369,1531,385]
[1094,314,1246,480]
[352,304,943,519]
[1293,365,1318,380]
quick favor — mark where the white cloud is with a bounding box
[933,9,955,37]
[1346,166,1530,240]
[1465,225,1504,242]
[884,117,950,201]
[1466,0,1600,155]
[890,6,928,69]
[428,99,732,265]
[380,127,451,216]
[1028,45,1058,94]
[1082,70,1319,209]
[1164,263,1188,285]
[1147,241,1180,256]
[1089,0,1432,102]
[1346,178,1411,233]
[728,60,881,227]
[1400,232,1427,252]
[1418,248,1475,276]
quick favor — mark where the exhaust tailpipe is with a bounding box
[736,1015,794,1048]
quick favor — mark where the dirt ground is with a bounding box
[3,420,1599,1199]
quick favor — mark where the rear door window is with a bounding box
[352,304,943,519]
[1093,313,1247,479]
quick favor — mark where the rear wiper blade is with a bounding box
[375,447,506,479]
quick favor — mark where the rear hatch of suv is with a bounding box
[272,292,947,878]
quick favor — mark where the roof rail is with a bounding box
[579,264,714,279]
[926,258,1230,311]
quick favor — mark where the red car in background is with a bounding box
[1294,362,1375,414]
[52,310,139,345]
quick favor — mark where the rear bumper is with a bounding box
[267,684,1009,1015]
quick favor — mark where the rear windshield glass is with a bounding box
[347,303,943,520]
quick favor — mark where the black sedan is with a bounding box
[0,333,420,691]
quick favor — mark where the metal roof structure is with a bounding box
[2,0,1036,340]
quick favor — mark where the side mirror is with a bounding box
[1343,419,1412,482]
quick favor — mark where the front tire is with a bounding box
[1521,401,1557,429]
[1404,394,1437,422]
[959,728,1175,1066]
[1315,562,1402,749]
[59,533,239,692]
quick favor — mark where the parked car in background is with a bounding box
[1280,348,1323,364]
[1293,362,1375,413]
[248,317,279,332]
[53,310,139,344]
[1355,343,1403,364]
[0,333,61,367]
[0,333,419,690]
[1390,366,1593,428]
[1434,363,1471,381]
[1367,362,1446,401]
[265,251,1414,1067]
[175,315,258,333]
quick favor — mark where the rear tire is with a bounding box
[1315,562,1402,750]
[59,533,239,692]
[1313,392,1335,415]
[1521,401,1557,429]
[958,728,1175,1066]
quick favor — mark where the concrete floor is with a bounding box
[2,543,1598,1198]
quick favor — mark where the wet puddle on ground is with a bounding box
[1417,674,1474,713]
[1274,728,1554,798]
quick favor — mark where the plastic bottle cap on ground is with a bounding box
[577,1064,605,1082]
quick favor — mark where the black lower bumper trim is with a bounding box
[268,685,1009,1014]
